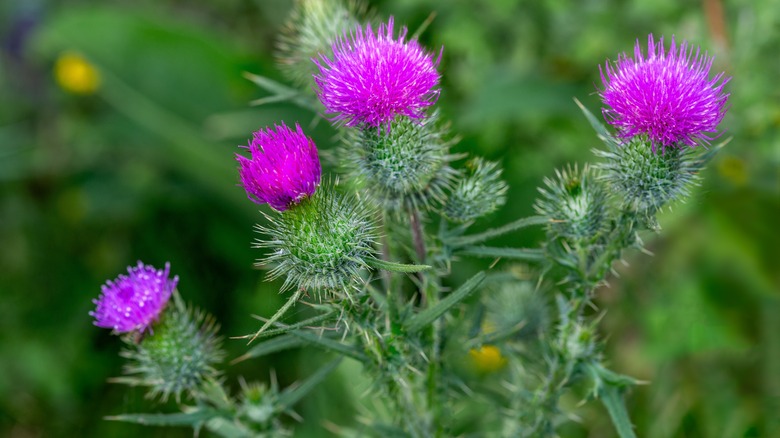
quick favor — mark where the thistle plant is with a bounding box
[95,2,732,437]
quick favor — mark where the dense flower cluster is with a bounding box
[314,17,441,128]
[236,123,322,211]
[600,34,730,150]
[91,262,177,333]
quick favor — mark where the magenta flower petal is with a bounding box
[600,34,730,150]
[314,17,442,128]
[91,261,177,333]
[236,123,322,211]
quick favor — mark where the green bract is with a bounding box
[594,136,703,229]
[255,187,377,296]
[346,112,459,215]
[119,294,223,402]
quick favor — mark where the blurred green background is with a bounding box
[1,0,777,436]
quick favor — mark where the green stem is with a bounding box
[409,208,427,263]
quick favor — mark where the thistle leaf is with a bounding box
[457,246,545,261]
[242,72,317,110]
[232,334,307,364]
[278,357,343,409]
[405,271,486,333]
[366,258,432,273]
[289,330,367,362]
[599,385,637,438]
[248,288,306,344]
[235,310,336,342]
[107,409,219,426]
[444,216,548,247]
[574,97,618,146]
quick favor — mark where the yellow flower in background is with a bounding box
[469,345,507,373]
[55,51,101,94]
[717,155,748,187]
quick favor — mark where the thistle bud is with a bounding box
[120,293,223,402]
[444,157,508,223]
[600,34,729,151]
[237,381,289,435]
[256,187,378,297]
[534,165,608,242]
[346,112,458,214]
[276,0,364,89]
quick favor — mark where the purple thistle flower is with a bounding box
[91,262,177,333]
[236,122,321,211]
[313,17,442,129]
[600,34,730,150]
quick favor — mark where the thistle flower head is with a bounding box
[237,123,322,211]
[483,280,550,340]
[600,34,730,150]
[314,17,442,128]
[91,261,177,333]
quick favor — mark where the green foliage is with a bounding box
[444,157,508,223]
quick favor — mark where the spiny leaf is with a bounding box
[235,310,336,342]
[289,330,367,362]
[107,409,220,426]
[444,216,548,247]
[242,72,317,110]
[366,258,432,273]
[231,334,307,364]
[457,246,545,261]
[405,271,486,333]
[574,97,618,146]
[600,385,637,438]
[247,288,306,345]
[278,357,343,409]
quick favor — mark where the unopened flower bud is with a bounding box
[444,157,508,223]
[276,0,364,89]
[535,165,608,242]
